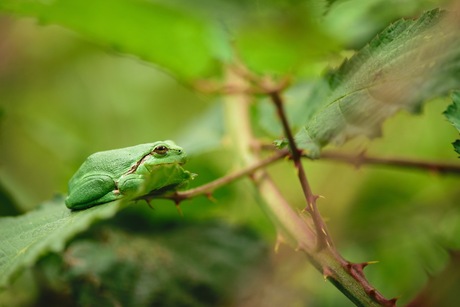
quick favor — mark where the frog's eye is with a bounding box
[153,145,169,156]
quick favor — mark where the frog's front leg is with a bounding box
[117,173,147,198]
[65,174,118,210]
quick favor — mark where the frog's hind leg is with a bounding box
[65,175,118,210]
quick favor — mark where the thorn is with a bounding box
[274,233,285,253]
[368,288,376,297]
[323,266,334,280]
[175,202,183,216]
[355,150,367,169]
[294,244,301,252]
[205,192,217,203]
[354,261,377,271]
[423,267,435,279]
[145,199,154,210]
[347,260,378,273]
[351,263,366,278]
[274,240,281,253]
[388,297,398,306]
[302,204,313,214]
[287,153,295,161]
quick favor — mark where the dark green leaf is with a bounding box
[235,3,335,75]
[444,91,460,131]
[0,0,228,80]
[35,216,268,306]
[0,198,124,287]
[453,140,460,155]
[295,9,460,157]
[324,0,449,47]
[147,0,332,76]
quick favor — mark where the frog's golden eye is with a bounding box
[153,145,169,155]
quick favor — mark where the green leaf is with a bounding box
[0,198,124,288]
[135,0,332,76]
[453,140,460,156]
[295,9,460,158]
[0,0,227,80]
[324,0,449,47]
[36,219,268,306]
[444,91,460,156]
[235,2,336,75]
[444,91,460,131]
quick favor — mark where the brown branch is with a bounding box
[260,143,460,175]
[320,150,460,175]
[268,89,332,250]
[141,149,289,204]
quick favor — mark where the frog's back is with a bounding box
[71,143,155,181]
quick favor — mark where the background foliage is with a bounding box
[0,0,459,306]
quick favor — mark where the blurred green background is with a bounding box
[1,0,459,306]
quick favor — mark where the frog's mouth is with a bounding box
[143,160,187,173]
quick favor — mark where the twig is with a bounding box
[260,143,460,175]
[141,149,289,203]
[268,89,332,250]
[320,150,460,174]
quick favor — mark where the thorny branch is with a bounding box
[320,150,460,174]
[268,89,332,250]
[141,148,289,203]
[264,84,397,306]
[260,143,460,175]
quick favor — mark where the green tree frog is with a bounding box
[65,141,194,210]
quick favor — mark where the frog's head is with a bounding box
[147,140,187,166]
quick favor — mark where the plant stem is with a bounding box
[320,151,460,174]
[225,70,393,306]
[261,143,460,175]
[265,86,395,306]
[269,90,332,250]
